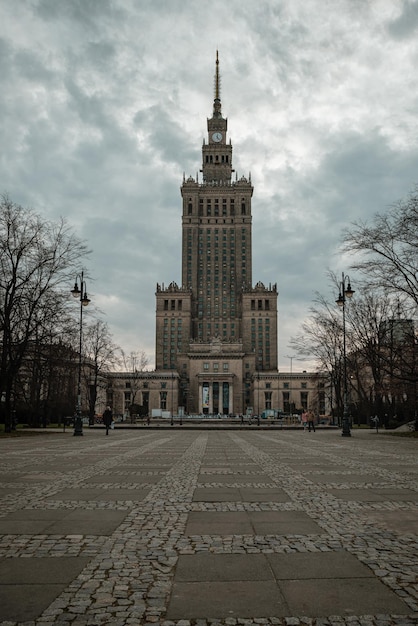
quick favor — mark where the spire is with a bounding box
[214,50,220,100]
[213,50,222,118]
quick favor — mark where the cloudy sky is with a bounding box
[1,0,418,372]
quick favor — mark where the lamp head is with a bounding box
[71,282,81,298]
[345,282,355,299]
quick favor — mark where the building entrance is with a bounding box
[200,381,231,414]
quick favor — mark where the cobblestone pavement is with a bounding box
[0,428,417,625]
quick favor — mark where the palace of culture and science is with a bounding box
[107,55,327,418]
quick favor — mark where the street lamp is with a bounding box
[336,272,355,437]
[71,271,90,436]
[285,355,295,415]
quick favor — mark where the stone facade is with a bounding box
[105,368,330,419]
[154,53,279,415]
[106,371,178,419]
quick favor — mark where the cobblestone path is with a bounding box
[0,429,417,625]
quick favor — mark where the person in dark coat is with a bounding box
[103,406,113,435]
[307,410,316,432]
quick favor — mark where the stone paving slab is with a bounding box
[198,473,273,483]
[329,487,418,502]
[167,580,289,619]
[0,509,128,535]
[193,486,290,503]
[0,428,417,625]
[281,577,408,617]
[304,473,372,483]
[0,557,90,622]
[167,551,408,619]
[186,510,326,536]
[43,487,150,501]
[363,509,418,533]
[82,474,162,484]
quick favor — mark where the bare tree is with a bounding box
[118,349,149,419]
[0,195,89,431]
[290,291,346,423]
[342,189,418,310]
[292,273,416,427]
[15,299,79,427]
[83,319,119,424]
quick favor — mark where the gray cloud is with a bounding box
[1,0,418,370]
[387,0,418,39]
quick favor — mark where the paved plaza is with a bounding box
[0,428,417,625]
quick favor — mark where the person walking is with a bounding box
[103,406,113,435]
[301,412,308,431]
[307,410,316,432]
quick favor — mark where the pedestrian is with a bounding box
[307,410,315,432]
[103,406,113,435]
[372,415,379,433]
[301,412,308,431]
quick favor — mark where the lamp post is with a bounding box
[71,271,90,436]
[285,355,295,415]
[336,272,355,437]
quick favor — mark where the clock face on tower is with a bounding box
[212,132,222,142]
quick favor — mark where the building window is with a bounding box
[223,363,229,371]
[160,392,167,410]
[203,363,209,371]
[283,391,290,413]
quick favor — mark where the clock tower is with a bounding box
[202,51,232,184]
[156,53,278,415]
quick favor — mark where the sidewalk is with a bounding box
[0,429,417,625]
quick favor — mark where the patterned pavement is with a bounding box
[0,428,417,625]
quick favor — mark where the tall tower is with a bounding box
[156,53,278,414]
[181,51,254,343]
